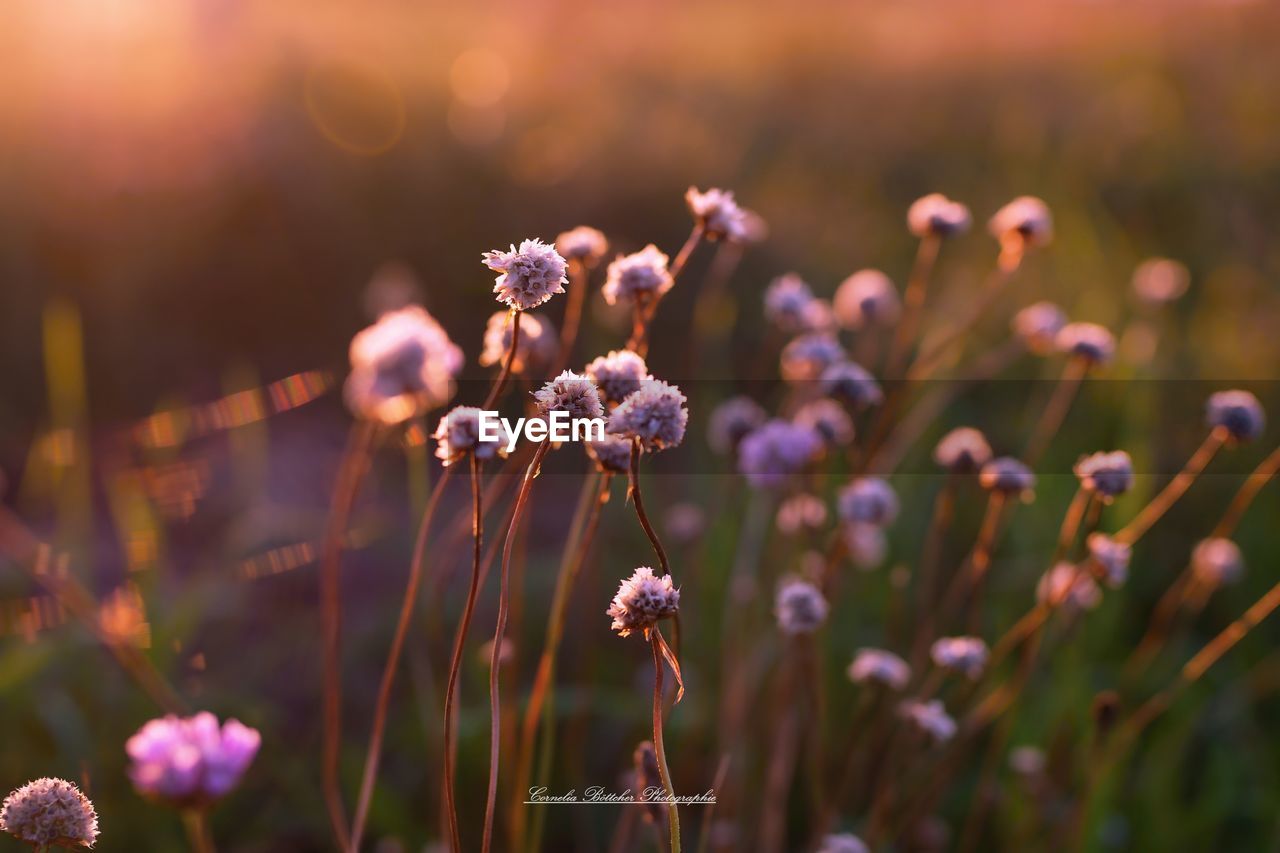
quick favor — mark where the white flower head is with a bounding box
[603,245,674,306]
[483,238,568,311]
[685,186,749,241]
[345,305,463,424]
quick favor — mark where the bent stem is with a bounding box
[1114,426,1227,545]
[651,626,683,853]
[320,420,377,848]
[483,436,553,853]
[483,308,523,411]
[628,439,671,577]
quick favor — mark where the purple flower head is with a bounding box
[934,427,993,473]
[1,778,98,849]
[780,333,846,383]
[1056,322,1115,366]
[1037,563,1101,611]
[848,648,911,690]
[606,380,688,452]
[776,493,829,535]
[819,361,883,410]
[979,457,1036,499]
[737,419,822,489]
[908,193,972,238]
[532,370,604,420]
[345,305,463,424]
[794,398,854,449]
[1012,302,1067,356]
[483,238,568,311]
[685,186,749,241]
[1206,390,1265,443]
[837,477,899,527]
[1191,538,1244,588]
[608,567,679,638]
[1132,257,1189,305]
[1074,451,1133,502]
[818,833,870,853]
[126,712,261,806]
[433,406,509,466]
[603,245,673,306]
[900,699,957,742]
[930,636,989,680]
[844,522,888,570]
[775,576,828,635]
[586,350,652,407]
[708,395,768,454]
[664,503,707,544]
[764,273,823,334]
[989,196,1053,249]
[1087,532,1131,588]
[585,434,633,474]
[555,225,608,266]
[834,270,900,330]
[479,310,556,375]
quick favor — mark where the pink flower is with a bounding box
[126,712,261,805]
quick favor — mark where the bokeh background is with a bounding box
[3,1,1280,850]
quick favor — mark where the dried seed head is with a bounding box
[126,712,261,805]
[586,350,652,407]
[1086,532,1131,588]
[737,420,822,489]
[607,567,680,638]
[1191,537,1244,588]
[603,245,674,306]
[345,305,463,424]
[1132,257,1189,305]
[776,493,829,535]
[1012,301,1068,356]
[819,361,884,410]
[933,427,993,473]
[844,522,888,570]
[780,333,847,383]
[818,832,870,853]
[794,398,855,449]
[483,238,568,311]
[479,310,557,375]
[708,396,768,454]
[764,273,828,334]
[1074,451,1134,502]
[433,406,509,465]
[979,457,1036,499]
[555,225,608,266]
[899,699,957,742]
[988,196,1053,249]
[532,371,604,420]
[907,193,972,238]
[1,778,99,848]
[606,380,688,452]
[775,577,829,635]
[1056,322,1115,366]
[834,269,900,330]
[930,636,989,680]
[585,434,633,474]
[1037,563,1102,611]
[837,477,899,527]
[848,648,911,690]
[685,186,748,241]
[1206,390,1265,443]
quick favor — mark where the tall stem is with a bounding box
[552,261,589,376]
[483,309,522,411]
[629,439,671,577]
[482,437,552,853]
[910,474,958,669]
[651,627,682,853]
[320,420,377,848]
[182,809,215,853]
[1212,444,1280,538]
[907,250,1022,381]
[1114,427,1227,545]
[1022,356,1088,468]
[886,233,941,379]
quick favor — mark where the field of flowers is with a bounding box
[3,2,1280,851]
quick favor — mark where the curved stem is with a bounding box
[1115,427,1227,545]
[350,464,455,850]
[320,420,377,849]
[552,261,589,376]
[907,250,1021,381]
[629,439,671,577]
[651,627,682,853]
[482,437,552,853]
[483,309,522,411]
[886,233,941,379]
[1212,443,1280,538]
[1022,356,1088,468]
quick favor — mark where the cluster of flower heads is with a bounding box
[126,712,261,806]
[1,778,99,849]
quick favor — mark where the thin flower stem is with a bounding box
[1212,443,1280,538]
[693,754,732,853]
[1022,356,1089,468]
[910,473,958,669]
[320,419,377,849]
[350,463,455,851]
[514,471,613,852]
[886,233,941,379]
[1114,427,1228,545]
[1053,486,1092,566]
[630,224,704,359]
[552,261,590,376]
[651,626,682,853]
[483,308,522,411]
[629,439,671,577]
[936,491,1007,634]
[182,809,216,853]
[482,436,553,853]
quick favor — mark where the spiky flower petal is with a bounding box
[1,778,98,848]
[483,238,568,311]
